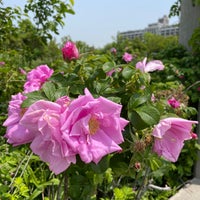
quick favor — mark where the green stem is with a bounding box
[135,167,150,200]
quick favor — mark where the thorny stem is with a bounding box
[135,167,150,200]
[185,80,200,91]
[57,174,65,200]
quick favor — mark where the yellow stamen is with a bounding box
[89,117,99,135]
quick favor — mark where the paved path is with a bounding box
[169,178,200,200]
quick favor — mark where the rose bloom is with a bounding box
[3,93,34,146]
[23,65,54,93]
[20,99,76,175]
[152,117,198,162]
[136,57,164,73]
[167,97,180,108]
[62,41,79,61]
[122,52,133,63]
[61,88,129,164]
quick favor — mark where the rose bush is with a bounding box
[2,40,199,199]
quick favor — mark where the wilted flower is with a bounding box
[152,117,198,162]
[167,97,180,108]
[3,93,34,146]
[23,65,54,93]
[61,88,129,164]
[62,41,79,61]
[136,57,164,73]
[122,52,133,63]
[20,100,76,175]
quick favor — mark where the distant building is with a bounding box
[119,15,179,40]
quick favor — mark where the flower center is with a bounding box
[89,116,99,135]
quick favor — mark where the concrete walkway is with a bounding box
[169,178,200,200]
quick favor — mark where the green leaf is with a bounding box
[128,110,148,130]
[149,157,163,171]
[70,0,74,6]
[122,66,134,80]
[21,91,48,108]
[128,105,160,130]
[42,81,56,101]
[128,93,149,109]
[136,105,160,126]
[90,155,110,174]
[102,62,116,72]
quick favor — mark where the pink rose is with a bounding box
[61,88,129,164]
[24,65,54,93]
[136,57,164,73]
[122,52,133,63]
[152,117,198,162]
[62,41,79,61]
[20,100,76,175]
[3,93,34,146]
[167,97,180,108]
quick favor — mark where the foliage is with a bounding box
[0,0,75,45]
[189,26,200,55]
[24,0,75,40]
[169,0,181,17]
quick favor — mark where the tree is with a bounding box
[0,0,75,46]
[179,0,200,51]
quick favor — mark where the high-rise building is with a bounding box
[119,15,179,40]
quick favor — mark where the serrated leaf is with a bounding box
[128,93,149,109]
[136,105,160,126]
[42,81,56,101]
[21,91,47,108]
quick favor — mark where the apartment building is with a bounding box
[119,15,179,40]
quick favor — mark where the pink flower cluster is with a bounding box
[152,117,198,162]
[62,41,79,61]
[3,87,129,174]
[23,65,54,93]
